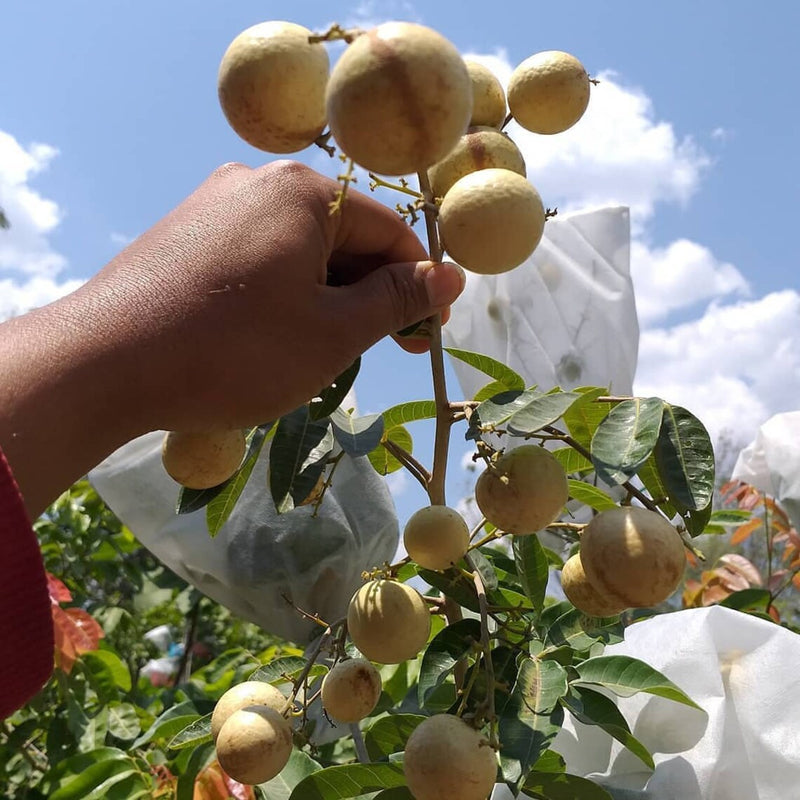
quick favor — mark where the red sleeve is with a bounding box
[0,446,53,719]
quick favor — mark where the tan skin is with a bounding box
[0,161,465,518]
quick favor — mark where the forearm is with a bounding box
[0,293,144,519]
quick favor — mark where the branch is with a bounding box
[381,439,431,490]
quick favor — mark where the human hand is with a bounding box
[0,160,464,515]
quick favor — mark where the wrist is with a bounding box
[0,291,147,517]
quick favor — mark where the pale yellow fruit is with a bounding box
[403,505,470,571]
[347,580,431,664]
[580,506,686,608]
[162,429,246,490]
[326,22,471,175]
[218,21,328,153]
[216,706,292,785]
[321,658,382,723]
[404,714,497,800]
[428,126,526,199]
[464,59,507,128]
[438,168,545,274]
[211,681,287,742]
[508,50,590,135]
[561,553,626,617]
[475,445,568,534]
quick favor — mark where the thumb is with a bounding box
[338,260,466,346]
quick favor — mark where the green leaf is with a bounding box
[468,548,499,592]
[331,408,385,457]
[532,750,566,774]
[590,398,664,485]
[471,389,539,429]
[521,771,614,799]
[684,500,713,537]
[368,425,413,475]
[259,749,322,797]
[167,713,212,750]
[551,446,594,475]
[176,741,215,800]
[270,406,334,513]
[545,608,621,652]
[474,379,517,402]
[364,714,426,761]
[372,790,414,800]
[287,762,406,800]
[719,588,773,612]
[250,655,308,684]
[506,392,582,436]
[206,424,272,535]
[562,387,614,449]
[106,702,141,741]
[44,748,146,800]
[513,535,549,620]
[709,509,752,525]
[381,400,437,429]
[654,404,715,512]
[444,347,525,390]
[567,480,618,512]
[418,568,479,613]
[575,655,703,709]
[82,649,132,701]
[561,686,654,769]
[418,619,481,708]
[637,452,678,519]
[310,357,361,420]
[499,658,568,788]
[132,701,199,748]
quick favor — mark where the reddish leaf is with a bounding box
[718,554,763,586]
[701,583,731,606]
[195,761,255,800]
[768,571,788,592]
[46,572,72,604]
[731,517,762,545]
[768,605,781,623]
[682,579,704,608]
[52,606,104,674]
[713,566,750,593]
[793,572,800,590]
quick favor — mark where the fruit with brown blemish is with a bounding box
[218,21,329,153]
[321,658,382,723]
[579,506,686,608]
[347,579,431,664]
[161,429,246,490]
[428,125,526,198]
[326,22,472,175]
[475,445,568,533]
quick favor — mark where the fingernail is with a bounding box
[425,261,466,307]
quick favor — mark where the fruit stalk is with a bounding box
[417,169,450,508]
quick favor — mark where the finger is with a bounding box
[330,260,465,355]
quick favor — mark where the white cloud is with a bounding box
[385,468,410,500]
[631,238,749,325]
[110,232,135,247]
[0,130,79,318]
[635,291,800,446]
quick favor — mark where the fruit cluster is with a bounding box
[162,18,694,799]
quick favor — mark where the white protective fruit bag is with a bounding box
[731,410,800,530]
[89,427,398,644]
[443,205,638,398]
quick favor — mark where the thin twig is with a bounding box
[381,439,431,489]
[350,724,370,763]
[465,553,497,746]
[417,169,450,507]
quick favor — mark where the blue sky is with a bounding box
[2,0,799,523]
